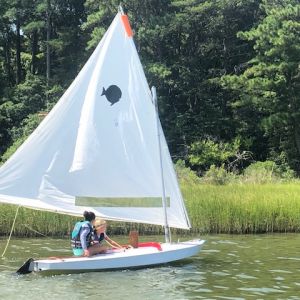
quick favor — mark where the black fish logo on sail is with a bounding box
[101,85,122,106]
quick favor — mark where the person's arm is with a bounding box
[80,226,91,256]
[105,235,124,249]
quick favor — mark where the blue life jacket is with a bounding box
[71,221,93,249]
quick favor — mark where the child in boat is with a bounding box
[71,211,109,257]
[92,218,125,252]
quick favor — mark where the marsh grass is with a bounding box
[0,205,164,238]
[183,183,300,234]
[0,206,76,237]
[0,183,300,237]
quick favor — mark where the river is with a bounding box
[0,234,299,299]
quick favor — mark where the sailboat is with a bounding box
[0,9,205,274]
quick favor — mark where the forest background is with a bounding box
[0,0,300,235]
[0,0,299,180]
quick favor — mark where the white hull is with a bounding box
[28,240,205,274]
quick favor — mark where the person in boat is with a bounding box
[92,218,126,252]
[71,211,104,257]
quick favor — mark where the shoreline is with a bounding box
[1,183,300,236]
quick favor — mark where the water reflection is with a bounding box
[0,234,299,299]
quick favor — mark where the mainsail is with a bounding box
[0,13,191,229]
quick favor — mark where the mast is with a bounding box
[118,5,124,14]
[152,86,171,243]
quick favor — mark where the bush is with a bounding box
[1,114,41,163]
[242,161,295,183]
[202,164,236,185]
[174,159,201,184]
[188,138,240,174]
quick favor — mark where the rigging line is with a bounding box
[21,224,47,237]
[1,205,20,258]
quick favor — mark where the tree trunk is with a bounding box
[46,0,51,83]
[294,123,300,157]
[31,30,38,74]
[16,18,21,84]
[4,27,13,86]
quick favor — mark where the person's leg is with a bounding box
[73,248,84,256]
[88,243,109,255]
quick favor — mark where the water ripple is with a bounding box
[236,273,257,279]
[270,269,293,274]
[278,256,300,261]
[1,234,300,299]
[238,287,285,294]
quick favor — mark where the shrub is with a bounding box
[174,159,201,184]
[202,164,236,185]
[242,160,295,183]
[1,114,41,163]
[188,138,240,174]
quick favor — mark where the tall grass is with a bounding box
[182,183,300,234]
[0,183,300,237]
[0,205,164,237]
[0,206,76,237]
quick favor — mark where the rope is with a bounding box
[1,205,20,257]
[22,224,47,237]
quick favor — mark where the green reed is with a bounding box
[182,183,300,234]
[0,205,164,237]
[0,183,300,237]
[0,206,76,237]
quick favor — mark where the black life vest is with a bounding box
[93,232,105,244]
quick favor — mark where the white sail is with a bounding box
[0,13,191,229]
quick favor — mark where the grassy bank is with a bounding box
[182,183,300,233]
[0,205,164,237]
[0,183,300,237]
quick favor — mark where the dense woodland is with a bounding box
[0,0,299,176]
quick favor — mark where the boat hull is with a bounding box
[28,240,205,274]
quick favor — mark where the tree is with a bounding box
[148,0,260,159]
[82,0,260,164]
[222,0,300,172]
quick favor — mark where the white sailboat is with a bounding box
[0,9,205,274]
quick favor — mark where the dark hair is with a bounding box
[83,211,96,222]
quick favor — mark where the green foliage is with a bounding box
[0,0,299,177]
[243,161,277,183]
[188,138,240,173]
[202,164,236,185]
[174,159,201,184]
[0,139,22,165]
[222,0,300,173]
[147,63,172,81]
[45,84,65,110]
[82,0,119,50]
[269,151,296,179]
[0,75,47,156]
[243,160,295,183]
[1,113,41,163]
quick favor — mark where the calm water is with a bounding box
[0,234,299,299]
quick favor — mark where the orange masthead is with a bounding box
[121,14,133,37]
